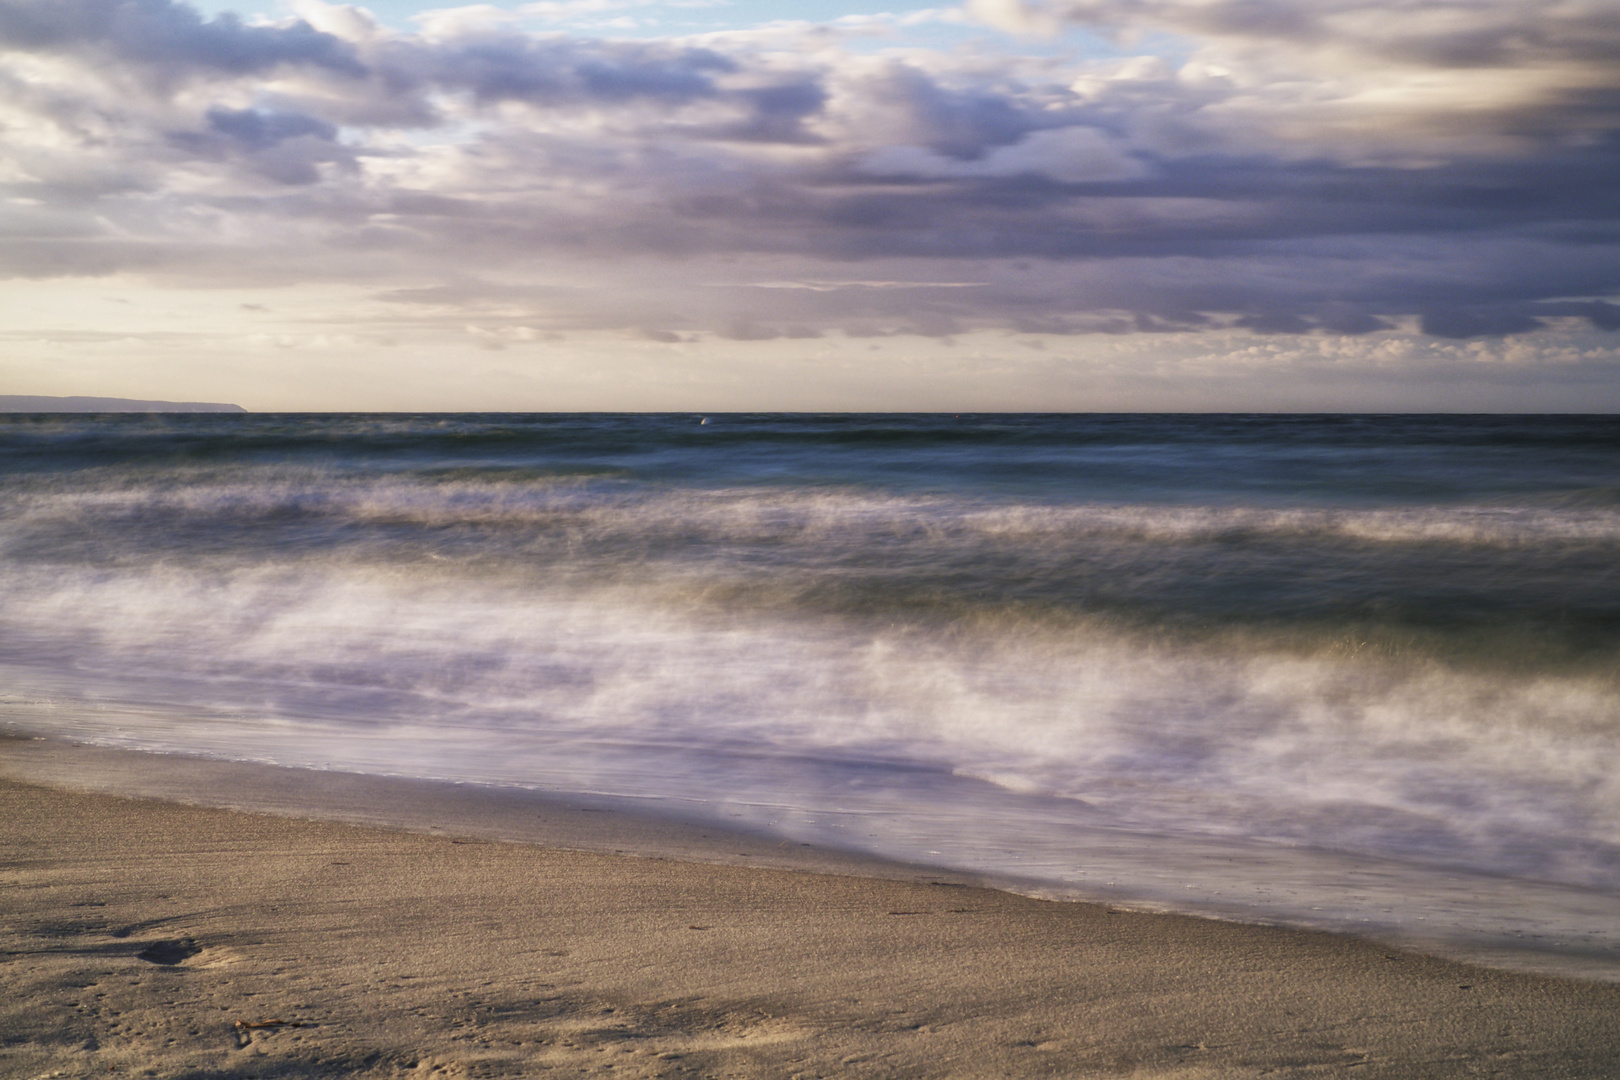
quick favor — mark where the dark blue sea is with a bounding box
[4,413,1618,977]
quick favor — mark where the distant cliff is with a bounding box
[0,395,247,413]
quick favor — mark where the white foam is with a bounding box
[2,554,1616,889]
[9,469,1620,550]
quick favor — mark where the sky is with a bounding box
[0,0,1617,410]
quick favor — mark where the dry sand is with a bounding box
[5,777,1620,1079]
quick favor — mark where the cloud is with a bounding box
[0,0,1614,347]
[0,0,364,75]
[1420,307,1547,339]
[399,33,735,106]
[1000,0,1620,73]
[744,280,989,290]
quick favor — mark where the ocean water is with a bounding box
[3,413,1618,977]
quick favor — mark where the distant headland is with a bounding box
[0,396,247,413]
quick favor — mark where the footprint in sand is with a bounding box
[136,938,203,965]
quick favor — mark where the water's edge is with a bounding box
[0,735,945,878]
[7,735,1616,985]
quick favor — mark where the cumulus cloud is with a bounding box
[0,0,364,75]
[0,0,1614,346]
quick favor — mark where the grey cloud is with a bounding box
[1374,9,1620,70]
[1233,309,1314,334]
[858,63,1037,160]
[0,0,363,75]
[1132,311,1215,333]
[906,311,964,337]
[167,107,349,185]
[358,32,831,144]
[1,0,1617,341]
[1311,305,1389,336]
[1034,0,1620,71]
[718,321,778,340]
[1556,300,1620,330]
[715,320,826,340]
[1420,308,1547,339]
[0,237,172,278]
[712,80,828,143]
[204,107,336,148]
[398,34,734,106]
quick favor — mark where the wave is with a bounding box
[4,468,1618,680]
[11,464,1620,544]
[4,413,1619,974]
[3,550,1617,889]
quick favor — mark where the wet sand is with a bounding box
[6,776,1620,1079]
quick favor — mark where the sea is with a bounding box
[3,413,1617,980]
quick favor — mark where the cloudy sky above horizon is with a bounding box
[1,0,1617,410]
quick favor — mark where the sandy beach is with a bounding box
[6,774,1620,1079]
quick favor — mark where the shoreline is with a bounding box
[0,735,981,885]
[6,735,1620,986]
[7,778,1620,1078]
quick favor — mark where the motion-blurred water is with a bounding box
[4,413,1618,976]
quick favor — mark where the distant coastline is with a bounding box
[0,395,246,413]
